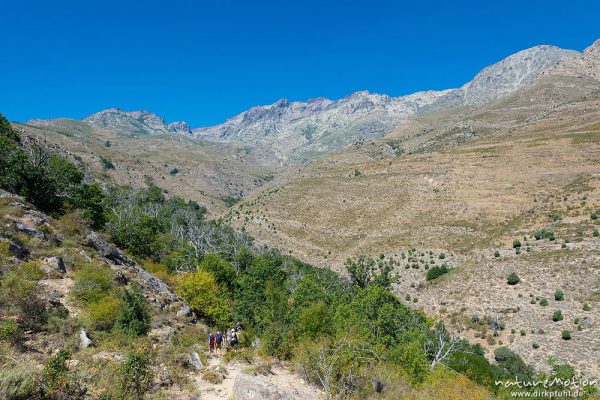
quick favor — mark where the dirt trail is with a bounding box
[194,354,322,400]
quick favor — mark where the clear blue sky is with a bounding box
[1,0,598,127]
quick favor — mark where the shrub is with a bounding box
[43,350,86,399]
[593,229,599,237]
[85,295,121,331]
[116,351,152,400]
[386,340,429,384]
[176,270,231,326]
[100,157,114,169]
[561,330,571,340]
[0,361,44,400]
[506,272,520,285]
[297,301,334,339]
[438,253,446,259]
[494,250,500,258]
[583,303,591,311]
[549,213,562,222]
[591,211,599,220]
[202,369,224,384]
[554,290,564,301]
[532,342,540,349]
[512,240,522,249]
[416,365,491,400]
[72,262,115,304]
[0,320,21,343]
[426,265,449,281]
[493,347,534,382]
[552,310,563,322]
[539,298,549,307]
[520,329,526,336]
[114,285,151,337]
[0,269,47,330]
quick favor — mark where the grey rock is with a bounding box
[177,303,192,317]
[80,328,92,349]
[85,231,183,302]
[153,364,173,387]
[188,352,203,370]
[15,222,45,239]
[41,256,66,277]
[92,351,125,362]
[233,373,295,400]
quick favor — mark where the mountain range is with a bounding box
[27,42,589,164]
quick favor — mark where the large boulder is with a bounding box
[41,256,66,278]
[233,373,295,400]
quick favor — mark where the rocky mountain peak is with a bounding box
[461,45,578,105]
[584,39,600,56]
[83,109,192,136]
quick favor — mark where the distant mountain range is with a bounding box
[28,40,600,163]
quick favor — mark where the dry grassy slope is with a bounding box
[17,120,276,215]
[222,80,600,374]
[224,96,600,267]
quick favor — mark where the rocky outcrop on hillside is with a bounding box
[83,108,192,136]
[543,39,600,81]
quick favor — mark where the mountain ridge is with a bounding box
[26,41,594,164]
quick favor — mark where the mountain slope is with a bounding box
[193,45,577,163]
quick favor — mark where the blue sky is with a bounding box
[1,0,598,127]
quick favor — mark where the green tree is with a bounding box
[115,285,151,336]
[176,270,231,326]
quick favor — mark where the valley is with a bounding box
[3,37,600,399]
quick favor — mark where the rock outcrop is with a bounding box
[233,373,296,400]
[85,231,188,310]
[83,109,192,136]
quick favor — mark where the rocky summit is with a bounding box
[83,108,192,136]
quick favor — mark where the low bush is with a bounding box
[507,272,520,285]
[116,351,152,400]
[71,262,115,304]
[426,265,449,281]
[85,295,121,331]
[552,310,563,322]
[562,330,571,340]
[0,360,44,400]
[0,320,21,343]
[554,290,564,301]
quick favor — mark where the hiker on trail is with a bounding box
[229,328,238,352]
[208,331,216,355]
[215,330,223,356]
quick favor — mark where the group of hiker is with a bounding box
[207,327,240,356]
